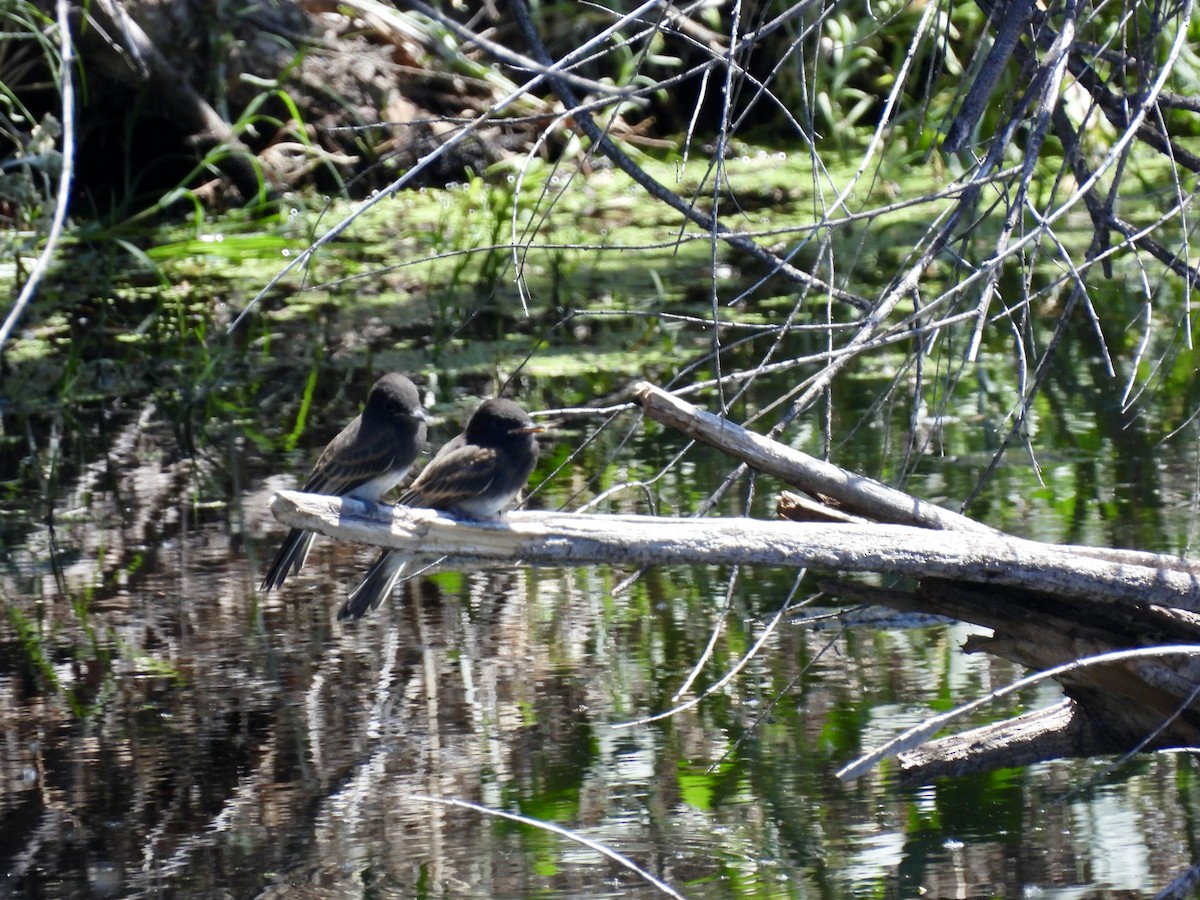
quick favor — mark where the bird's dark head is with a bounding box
[367,373,429,424]
[467,398,543,447]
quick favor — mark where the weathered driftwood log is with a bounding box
[268,381,1200,781]
[272,491,1200,616]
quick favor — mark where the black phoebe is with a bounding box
[338,397,542,620]
[261,373,428,592]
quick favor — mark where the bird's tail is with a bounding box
[260,529,316,592]
[339,550,408,621]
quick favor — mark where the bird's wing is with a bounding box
[301,416,400,496]
[399,444,498,510]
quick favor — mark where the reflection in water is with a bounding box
[5,523,1199,898]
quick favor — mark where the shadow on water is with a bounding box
[3,187,1200,896]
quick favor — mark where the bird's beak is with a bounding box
[516,424,546,435]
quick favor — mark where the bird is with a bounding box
[260,373,428,592]
[338,397,543,621]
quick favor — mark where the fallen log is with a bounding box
[267,381,1200,782]
[271,492,1200,615]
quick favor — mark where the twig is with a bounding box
[943,0,1039,152]
[411,796,687,898]
[0,0,75,352]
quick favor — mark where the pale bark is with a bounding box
[270,491,1200,615]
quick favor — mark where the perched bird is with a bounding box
[261,373,428,592]
[339,397,543,621]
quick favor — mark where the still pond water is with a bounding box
[3,172,1200,898]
